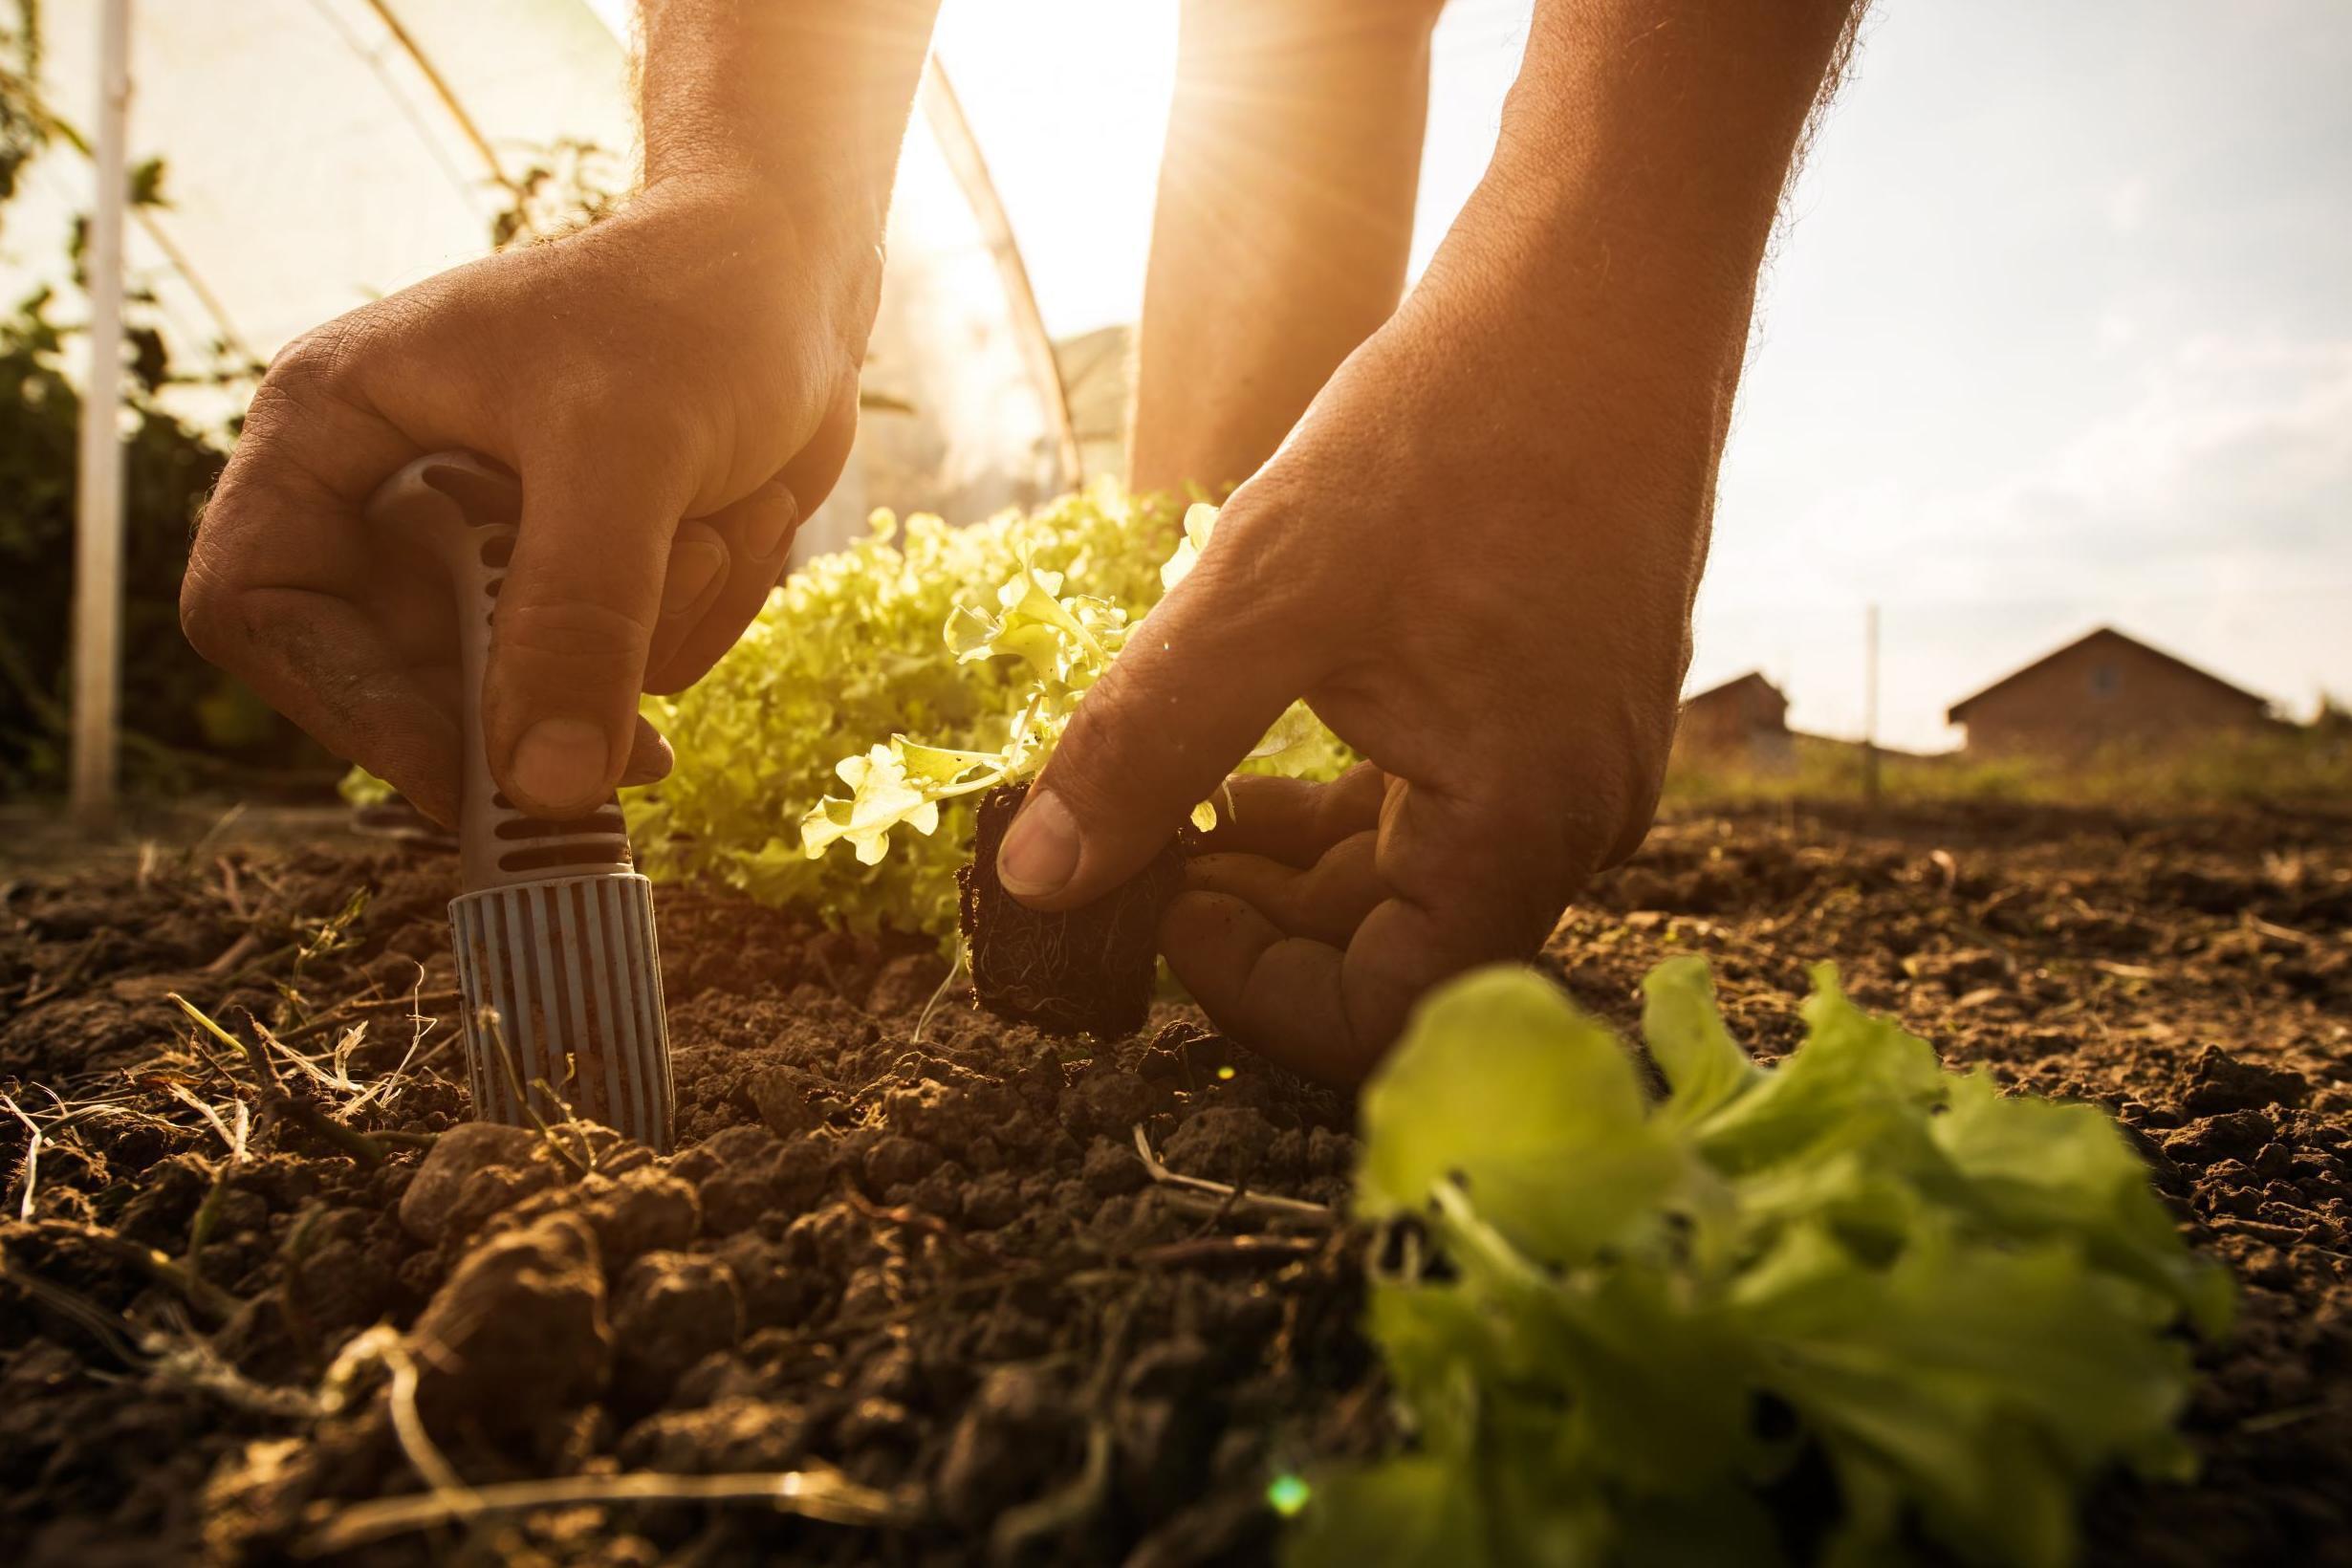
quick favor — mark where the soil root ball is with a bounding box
[957,782,1190,1039]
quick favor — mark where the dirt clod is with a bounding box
[612,1250,744,1412]
[861,1133,943,1194]
[406,1210,612,1446]
[1063,1067,1168,1139]
[2184,1044,2312,1115]
[1163,1105,1277,1184]
[397,1121,540,1242]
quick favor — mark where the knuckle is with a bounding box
[491,597,650,673]
[1190,499,1347,652]
[547,386,700,472]
[264,312,381,403]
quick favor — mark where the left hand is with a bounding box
[990,216,1747,1082]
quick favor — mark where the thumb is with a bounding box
[1002,553,1326,911]
[481,449,694,817]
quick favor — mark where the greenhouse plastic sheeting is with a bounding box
[15,0,1070,549]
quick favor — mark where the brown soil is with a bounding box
[1,800,2346,1566]
[958,782,1189,1040]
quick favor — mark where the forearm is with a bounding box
[1129,0,1448,494]
[638,0,942,236]
[1446,0,1864,372]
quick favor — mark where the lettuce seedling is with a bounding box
[630,487,1349,943]
[798,502,1324,860]
[790,497,1341,1033]
[1287,959,2231,1568]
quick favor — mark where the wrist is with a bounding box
[633,164,886,279]
[637,0,940,242]
[640,126,896,259]
[591,174,885,361]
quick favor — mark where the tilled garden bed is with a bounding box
[1,802,2347,1565]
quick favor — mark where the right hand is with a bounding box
[182,175,877,823]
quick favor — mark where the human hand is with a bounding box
[182,176,876,824]
[992,225,1745,1081]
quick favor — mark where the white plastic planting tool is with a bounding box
[365,451,674,1152]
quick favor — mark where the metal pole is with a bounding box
[71,0,130,829]
[1863,602,1882,807]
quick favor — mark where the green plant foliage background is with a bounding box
[0,2,327,796]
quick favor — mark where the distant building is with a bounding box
[1946,626,2275,752]
[1677,671,1793,766]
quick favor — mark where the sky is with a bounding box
[917,0,2352,750]
[204,0,2349,752]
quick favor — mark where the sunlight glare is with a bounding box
[931,0,1180,337]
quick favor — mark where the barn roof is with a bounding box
[1684,670,1785,709]
[1945,626,2272,724]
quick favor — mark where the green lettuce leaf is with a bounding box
[1292,959,2232,1568]
[1359,967,1690,1267]
[749,492,1358,906]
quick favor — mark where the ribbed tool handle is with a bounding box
[360,452,635,892]
[362,450,673,1152]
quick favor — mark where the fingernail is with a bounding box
[663,540,727,616]
[746,480,799,559]
[998,788,1081,900]
[511,717,610,814]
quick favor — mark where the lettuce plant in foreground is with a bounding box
[1287,958,2232,1568]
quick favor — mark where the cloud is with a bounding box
[1718,333,2352,606]
[2104,174,2156,236]
[1921,334,2352,582]
[1694,333,2352,745]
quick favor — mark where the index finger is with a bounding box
[478,439,696,816]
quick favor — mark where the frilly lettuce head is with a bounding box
[629,487,1349,938]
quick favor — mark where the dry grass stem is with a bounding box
[1130,1122,1333,1227]
[478,1008,591,1177]
[4,1092,43,1221]
[910,943,969,1045]
[301,1464,920,1555]
[167,993,394,1168]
